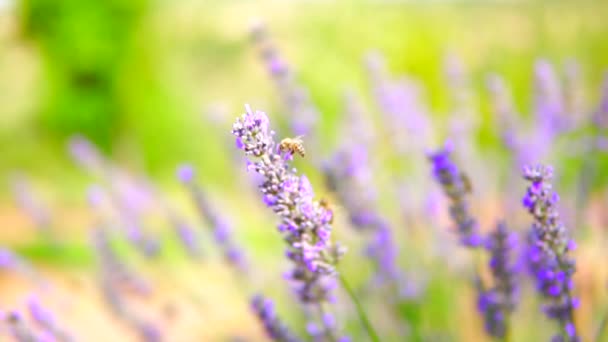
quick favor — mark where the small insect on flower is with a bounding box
[279,136,306,157]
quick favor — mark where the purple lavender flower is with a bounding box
[68,135,106,176]
[233,105,344,305]
[5,311,38,342]
[477,222,519,339]
[522,165,578,341]
[0,248,17,270]
[487,74,520,154]
[27,296,74,342]
[91,226,151,296]
[323,141,412,300]
[534,60,565,134]
[169,213,203,259]
[11,176,53,235]
[427,143,481,247]
[177,164,247,272]
[250,294,302,342]
[340,90,375,146]
[365,52,432,153]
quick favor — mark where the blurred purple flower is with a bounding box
[27,296,74,342]
[427,143,481,247]
[250,294,302,342]
[250,24,319,140]
[522,165,578,341]
[366,52,432,153]
[177,164,247,272]
[5,311,38,342]
[168,212,203,259]
[91,226,151,296]
[68,135,106,175]
[11,176,53,234]
[477,222,519,338]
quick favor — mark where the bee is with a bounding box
[279,136,305,157]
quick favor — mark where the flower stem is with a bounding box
[338,273,380,342]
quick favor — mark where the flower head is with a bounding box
[233,105,344,304]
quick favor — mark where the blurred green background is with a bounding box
[1,0,607,188]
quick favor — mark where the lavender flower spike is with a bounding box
[177,164,247,272]
[5,311,38,342]
[427,143,481,247]
[233,105,345,303]
[522,165,578,342]
[251,294,302,342]
[27,296,74,342]
[477,221,519,339]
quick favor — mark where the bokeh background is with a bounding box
[1,0,607,341]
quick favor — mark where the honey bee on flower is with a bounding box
[279,136,305,157]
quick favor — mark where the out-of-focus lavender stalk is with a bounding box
[166,208,203,260]
[444,54,479,162]
[251,294,303,342]
[534,60,567,135]
[70,136,160,258]
[522,165,579,342]
[477,222,519,339]
[92,226,162,342]
[97,273,162,342]
[323,142,412,301]
[27,296,74,342]
[90,225,151,296]
[177,165,247,272]
[232,105,348,341]
[0,248,46,288]
[487,74,521,158]
[365,52,432,154]
[365,52,438,228]
[429,144,522,339]
[563,60,585,129]
[250,23,320,151]
[428,143,482,247]
[5,311,39,342]
[88,187,151,296]
[10,176,53,239]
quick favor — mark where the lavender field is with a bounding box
[1,1,608,341]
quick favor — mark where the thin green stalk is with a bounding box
[338,273,381,342]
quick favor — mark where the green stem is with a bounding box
[338,273,381,342]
